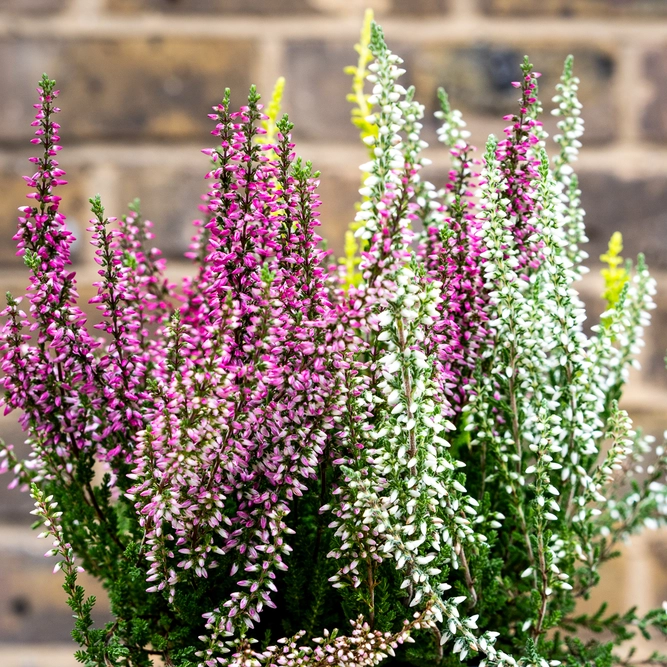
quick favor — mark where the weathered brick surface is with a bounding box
[0,528,111,643]
[0,161,89,266]
[413,44,617,144]
[0,0,67,13]
[316,170,360,257]
[284,41,379,144]
[641,304,667,386]
[107,0,317,14]
[116,163,209,259]
[1,0,667,655]
[481,0,667,17]
[386,0,448,15]
[108,0,449,15]
[0,644,79,667]
[643,48,667,143]
[0,38,257,144]
[579,173,667,271]
[285,40,615,145]
[578,172,667,385]
[0,420,33,523]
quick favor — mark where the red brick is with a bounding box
[0,38,257,144]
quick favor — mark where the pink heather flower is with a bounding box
[126,88,342,646]
[2,24,659,667]
[87,199,176,461]
[0,78,176,483]
[419,88,489,414]
[0,76,100,479]
[0,81,342,652]
[0,46,557,667]
[494,59,545,269]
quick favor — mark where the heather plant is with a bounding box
[3,17,667,667]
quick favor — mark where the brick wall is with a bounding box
[2,0,667,663]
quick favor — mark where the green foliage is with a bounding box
[5,18,667,667]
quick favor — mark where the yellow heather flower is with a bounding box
[344,8,377,153]
[259,75,286,148]
[600,231,629,309]
[339,9,376,289]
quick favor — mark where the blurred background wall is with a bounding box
[2,0,667,664]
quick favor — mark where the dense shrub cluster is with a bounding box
[2,14,667,667]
